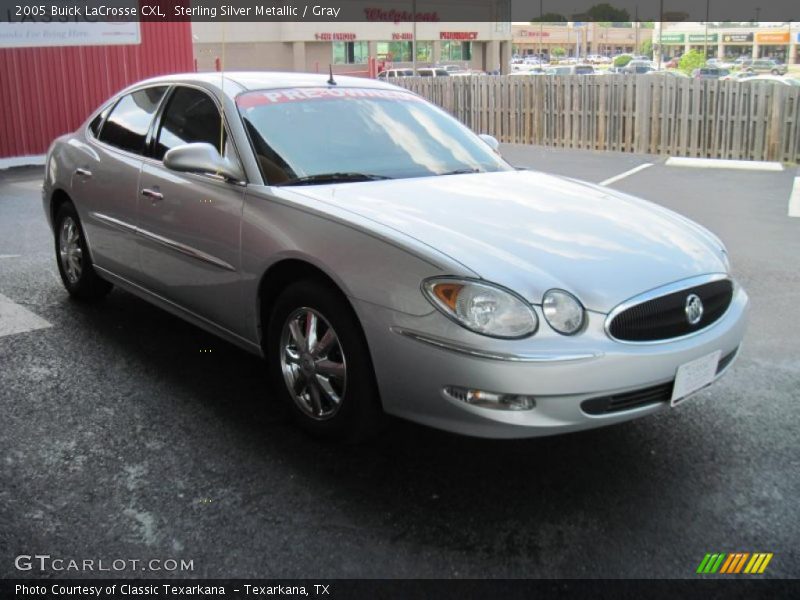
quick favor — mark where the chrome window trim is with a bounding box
[391,327,601,363]
[90,212,236,272]
[604,273,734,345]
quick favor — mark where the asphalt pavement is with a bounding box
[1,148,798,579]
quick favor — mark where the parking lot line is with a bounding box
[665,157,783,172]
[599,163,653,187]
[790,177,800,218]
[0,292,52,338]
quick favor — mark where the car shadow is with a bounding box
[60,285,687,564]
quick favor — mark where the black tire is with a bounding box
[771,69,779,75]
[267,279,383,442]
[54,202,113,301]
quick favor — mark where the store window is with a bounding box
[441,41,472,61]
[416,41,433,62]
[333,41,369,64]
[376,42,412,62]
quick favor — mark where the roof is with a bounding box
[132,71,400,99]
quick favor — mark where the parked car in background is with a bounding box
[377,69,414,80]
[586,54,611,64]
[509,69,547,76]
[546,65,595,76]
[645,70,689,79]
[720,71,757,81]
[43,71,748,440]
[746,59,788,75]
[622,60,656,74]
[416,68,450,77]
[692,67,730,80]
[742,74,800,87]
[440,65,478,77]
[732,57,753,69]
[706,58,733,69]
[664,57,681,69]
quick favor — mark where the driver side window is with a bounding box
[154,87,233,162]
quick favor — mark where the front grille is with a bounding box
[608,279,734,342]
[581,346,739,416]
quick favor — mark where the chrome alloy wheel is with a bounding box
[279,307,347,420]
[59,216,83,284]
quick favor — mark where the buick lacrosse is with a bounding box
[44,72,748,440]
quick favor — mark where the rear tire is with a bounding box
[54,202,112,301]
[267,279,383,442]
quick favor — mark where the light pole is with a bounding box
[657,0,663,70]
[412,0,417,72]
[539,0,543,61]
[704,0,710,61]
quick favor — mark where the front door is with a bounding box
[136,86,247,337]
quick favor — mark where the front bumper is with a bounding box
[353,285,749,439]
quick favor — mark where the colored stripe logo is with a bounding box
[697,553,773,574]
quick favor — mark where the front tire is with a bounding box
[54,202,112,301]
[267,279,382,442]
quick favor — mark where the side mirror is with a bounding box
[163,143,244,182]
[478,134,500,153]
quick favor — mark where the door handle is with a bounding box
[75,167,92,178]
[141,188,164,201]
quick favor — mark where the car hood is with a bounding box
[282,170,728,312]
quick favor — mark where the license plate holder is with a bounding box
[670,350,721,407]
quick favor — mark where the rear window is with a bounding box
[99,87,167,155]
[575,66,594,75]
[88,103,113,138]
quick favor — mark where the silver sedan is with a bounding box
[43,72,748,440]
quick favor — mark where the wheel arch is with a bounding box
[258,258,362,348]
[257,257,383,409]
[49,188,73,230]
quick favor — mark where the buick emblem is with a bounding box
[685,294,704,326]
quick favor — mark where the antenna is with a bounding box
[327,64,337,86]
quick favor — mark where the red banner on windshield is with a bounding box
[237,87,422,108]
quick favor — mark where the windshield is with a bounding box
[237,87,511,184]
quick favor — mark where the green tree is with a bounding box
[530,14,567,22]
[551,47,566,59]
[639,39,653,57]
[614,54,633,67]
[678,49,706,74]
[573,3,630,21]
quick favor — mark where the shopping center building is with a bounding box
[511,23,654,59]
[192,22,513,75]
[657,23,799,63]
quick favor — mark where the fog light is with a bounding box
[444,386,536,411]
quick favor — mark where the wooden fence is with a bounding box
[397,75,800,163]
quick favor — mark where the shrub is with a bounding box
[614,55,633,68]
[678,49,706,75]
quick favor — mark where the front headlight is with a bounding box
[542,289,585,335]
[422,278,538,339]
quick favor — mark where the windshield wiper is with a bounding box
[276,172,393,186]
[438,168,485,176]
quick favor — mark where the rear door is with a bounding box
[136,85,247,336]
[79,86,169,281]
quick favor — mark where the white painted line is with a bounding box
[0,255,21,259]
[789,177,800,218]
[600,163,654,187]
[0,154,45,170]
[0,292,52,339]
[665,157,783,172]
